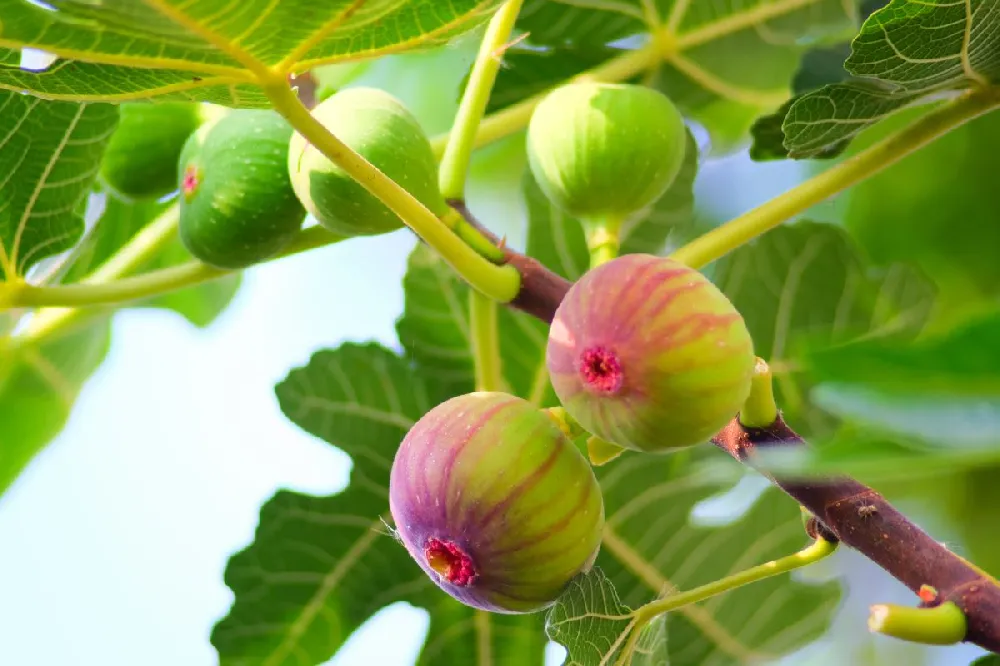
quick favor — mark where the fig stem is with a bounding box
[633,537,836,624]
[583,216,624,268]
[669,88,1000,270]
[739,357,778,428]
[438,0,526,201]
[868,602,967,646]
[470,289,504,393]
[263,79,522,303]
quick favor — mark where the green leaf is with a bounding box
[0,1,502,105]
[396,244,555,405]
[711,220,934,434]
[65,194,240,327]
[805,311,1000,449]
[544,567,653,666]
[213,342,544,666]
[0,320,110,495]
[0,92,117,279]
[594,454,840,664]
[840,107,1000,310]
[972,656,1000,666]
[524,132,699,282]
[774,0,1000,158]
[511,1,856,150]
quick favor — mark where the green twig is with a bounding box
[439,0,526,200]
[670,89,1000,270]
[868,602,967,646]
[262,80,521,303]
[583,216,624,268]
[470,289,504,392]
[739,357,778,428]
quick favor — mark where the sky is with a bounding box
[0,42,988,666]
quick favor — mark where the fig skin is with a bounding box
[178,109,306,269]
[288,87,446,237]
[100,102,209,200]
[526,82,687,222]
[389,392,605,614]
[547,254,755,452]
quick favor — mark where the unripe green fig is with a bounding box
[547,254,755,452]
[389,392,605,613]
[288,87,446,237]
[178,109,306,269]
[101,102,220,200]
[527,83,687,222]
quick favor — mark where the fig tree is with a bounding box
[389,392,604,613]
[101,102,220,201]
[526,82,687,223]
[547,254,755,452]
[178,109,306,269]
[288,87,446,237]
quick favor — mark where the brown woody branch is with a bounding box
[475,215,1000,654]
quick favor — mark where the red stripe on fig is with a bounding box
[547,254,755,452]
[389,392,604,614]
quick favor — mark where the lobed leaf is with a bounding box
[0,91,117,279]
[0,0,502,105]
[767,0,1000,158]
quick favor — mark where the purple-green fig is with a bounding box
[526,82,687,222]
[547,254,755,452]
[389,392,605,614]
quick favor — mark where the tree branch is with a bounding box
[478,217,1000,655]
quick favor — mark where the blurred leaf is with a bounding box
[511,0,855,151]
[840,108,1000,312]
[524,132,699,282]
[214,343,545,665]
[937,464,1000,578]
[65,194,240,327]
[0,320,110,496]
[396,244,555,405]
[767,0,1000,159]
[971,652,1000,664]
[544,567,651,666]
[0,1,500,105]
[0,92,117,279]
[594,455,840,663]
[712,221,934,435]
[805,311,1000,450]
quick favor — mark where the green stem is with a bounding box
[469,289,503,392]
[429,44,658,160]
[262,80,521,303]
[14,225,342,345]
[868,602,967,646]
[670,89,1000,270]
[634,538,836,623]
[438,0,526,200]
[739,357,778,428]
[583,216,624,268]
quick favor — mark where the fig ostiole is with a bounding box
[288,87,446,237]
[526,82,687,223]
[547,254,755,452]
[389,392,605,614]
[100,102,226,201]
[178,109,306,269]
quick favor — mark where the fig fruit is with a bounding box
[526,83,687,222]
[288,87,446,237]
[389,392,604,614]
[101,102,218,200]
[178,109,306,269]
[547,254,755,452]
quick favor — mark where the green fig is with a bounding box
[389,392,605,613]
[101,102,220,200]
[288,87,446,237]
[178,109,306,269]
[526,83,687,223]
[547,254,755,452]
